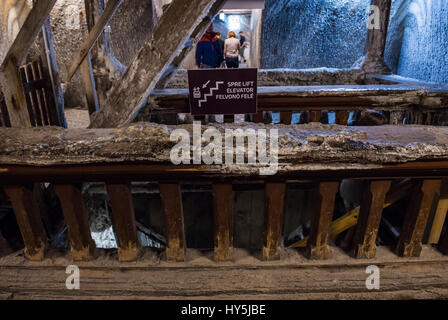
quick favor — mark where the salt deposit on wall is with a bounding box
[395,0,448,84]
[261,0,371,69]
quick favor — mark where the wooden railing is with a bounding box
[19,59,63,127]
[1,163,448,263]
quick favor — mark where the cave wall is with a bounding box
[393,0,448,84]
[261,0,371,69]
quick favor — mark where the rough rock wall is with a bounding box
[394,0,448,84]
[261,0,371,69]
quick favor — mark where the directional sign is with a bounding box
[188,68,258,116]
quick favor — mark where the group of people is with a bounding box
[196,24,248,70]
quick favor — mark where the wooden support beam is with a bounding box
[362,0,392,73]
[80,53,100,115]
[396,180,441,257]
[0,1,58,127]
[428,179,448,244]
[335,111,350,125]
[41,17,67,128]
[263,182,286,260]
[106,184,141,261]
[3,185,47,261]
[309,111,321,123]
[90,0,227,128]
[351,180,391,259]
[0,0,57,68]
[280,111,292,125]
[0,60,32,127]
[213,183,234,261]
[159,183,186,261]
[66,0,123,82]
[306,181,339,259]
[54,185,96,261]
[253,111,264,123]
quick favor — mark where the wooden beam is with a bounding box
[41,17,67,128]
[306,181,339,259]
[3,185,47,261]
[54,185,96,261]
[66,0,123,82]
[213,183,234,261]
[0,59,32,127]
[280,111,292,125]
[351,180,391,259]
[263,182,286,260]
[396,180,441,257]
[106,184,141,261]
[89,0,227,128]
[80,53,100,115]
[335,111,350,125]
[0,0,57,68]
[362,0,392,73]
[309,111,321,123]
[428,179,448,244]
[159,183,186,261]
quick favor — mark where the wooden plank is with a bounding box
[351,180,391,258]
[54,185,96,261]
[159,183,186,261]
[212,183,234,261]
[3,185,47,261]
[66,0,123,82]
[224,115,235,124]
[335,110,350,125]
[80,53,100,115]
[306,181,339,259]
[89,0,227,128]
[18,66,37,126]
[428,179,448,244]
[41,17,66,127]
[309,111,321,123]
[0,93,11,127]
[253,111,264,123]
[280,111,292,125]
[0,0,57,68]
[263,182,286,260]
[396,180,442,257]
[362,0,392,73]
[106,184,141,261]
[30,61,50,126]
[0,60,32,127]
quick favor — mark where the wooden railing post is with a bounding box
[54,184,96,261]
[351,180,391,259]
[306,181,339,259]
[159,183,186,261]
[213,183,234,261]
[428,179,448,244]
[263,182,286,260]
[3,185,47,261]
[106,184,141,261]
[396,180,441,257]
[336,111,350,125]
[280,111,292,125]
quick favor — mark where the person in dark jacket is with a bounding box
[213,32,225,68]
[196,25,218,69]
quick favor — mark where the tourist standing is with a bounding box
[196,25,218,69]
[239,31,247,63]
[224,31,241,68]
[214,32,225,68]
